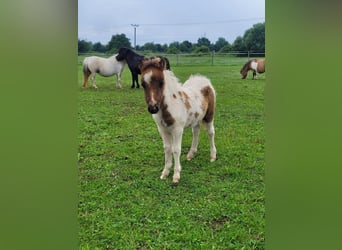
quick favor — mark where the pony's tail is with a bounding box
[203,84,216,123]
[82,59,90,88]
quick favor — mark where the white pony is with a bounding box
[82,54,126,89]
[139,57,217,184]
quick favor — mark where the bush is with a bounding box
[192,45,210,54]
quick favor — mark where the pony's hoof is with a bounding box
[172,178,180,185]
[160,174,168,179]
[210,157,216,162]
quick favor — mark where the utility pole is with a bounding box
[131,24,139,49]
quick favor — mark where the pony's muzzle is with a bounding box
[148,105,159,114]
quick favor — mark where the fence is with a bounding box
[78,51,265,66]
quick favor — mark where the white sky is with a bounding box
[78,0,265,45]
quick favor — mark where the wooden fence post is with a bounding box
[211,51,214,66]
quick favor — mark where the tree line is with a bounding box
[78,22,264,54]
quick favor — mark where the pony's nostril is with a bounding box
[148,105,159,114]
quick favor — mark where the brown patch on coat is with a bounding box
[194,112,199,118]
[182,91,191,110]
[160,96,175,126]
[178,91,191,110]
[173,93,177,99]
[257,59,265,73]
[201,86,215,123]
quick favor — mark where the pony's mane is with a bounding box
[240,59,253,73]
[163,70,182,91]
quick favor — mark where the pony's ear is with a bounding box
[159,58,167,70]
[150,57,166,70]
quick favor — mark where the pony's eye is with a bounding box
[159,80,163,87]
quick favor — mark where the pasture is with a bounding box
[78,56,265,249]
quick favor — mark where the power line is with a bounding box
[140,17,264,26]
[108,17,264,28]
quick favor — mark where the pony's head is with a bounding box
[116,47,130,61]
[240,60,250,79]
[139,57,169,114]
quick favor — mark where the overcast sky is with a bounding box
[78,0,265,46]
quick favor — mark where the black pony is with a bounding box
[116,47,144,88]
[116,47,171,88]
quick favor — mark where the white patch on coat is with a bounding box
[143,70,153,84]
[250,61,258,71]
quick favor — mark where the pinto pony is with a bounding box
[116,47,171,88]
[139,57,217,184]
[82,54,126,89]
[240,58,265,79]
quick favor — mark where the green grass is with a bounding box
[78,61,265,249]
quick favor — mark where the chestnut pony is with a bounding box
[240,58,265,79]
[139,57,217,184]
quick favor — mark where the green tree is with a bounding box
[219,44,232,53]
[197,37,211,48]
[142,42,157,52]
[232,36,246,52]
[78,39,92,53]
[166,46,180,54]
[106,34,131,53]
[193,45,210,54]
[214,37,229,52]
[92,42,106,53]
[243,22,265,51]
[169,42,180,50]
[179,40,193,53]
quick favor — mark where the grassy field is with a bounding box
[78,59,265,249]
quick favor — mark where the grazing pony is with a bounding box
[116,47,171,88]
[82,54,126,89]
[240,58,265,79]
[139,57,217,184]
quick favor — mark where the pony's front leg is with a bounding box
[160,131,172,180]
[172,129,184,184]
[186,124,200,160]
[116,74,122,89]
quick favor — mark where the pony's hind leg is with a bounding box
[133,73,140,88]
[186,124,200,161]
[205,121,217,162]
[83,72,89,88]
[90,73,98,89]
[130,73,135,88]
